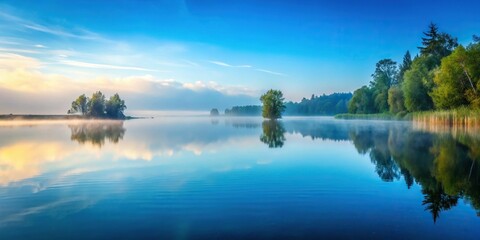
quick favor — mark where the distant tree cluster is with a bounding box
[224,92,351,116]
[210,108,220,116]
[348,23,480,115]
[225,105,262,116]
[284,92,351,115]
[68,91,127,119]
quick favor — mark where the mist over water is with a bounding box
[0,117,479,239]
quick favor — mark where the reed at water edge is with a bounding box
[413,107,480,130]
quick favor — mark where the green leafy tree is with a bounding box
[432,41,480,109]
[68,94,88,115]
[388,86,405,114]
[370,59,398,112]
[105,93,127,119]
[348,86,375,114]
[260,89,286,119]
[403,56,434,111]
[88,91,106,117]
[431,46,470,109]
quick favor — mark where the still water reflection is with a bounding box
[0,117,478,239]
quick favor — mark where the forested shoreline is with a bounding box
[225,92,351,116]
[345,23,480,125]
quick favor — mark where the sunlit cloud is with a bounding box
[0,53,257,112]
[0,47,40,54]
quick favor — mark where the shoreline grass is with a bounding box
[334,112,412,120]
[413,107,480,127]
[335,107,480,129]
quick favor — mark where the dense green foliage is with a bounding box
[431,44,480,109]
[69,94,88,115]
[348,86,375,114]
[387,86,405,114]
[402,56,434,111]
[105,93,127,119]
[372,59,398,112]
[68,91,127,119]
[260,89,286,119]
[347,23,480,115]
[225,92,351,116]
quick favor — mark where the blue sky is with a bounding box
[0,0,479,113]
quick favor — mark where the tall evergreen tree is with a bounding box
[418,23,458,60]
[397,51,412,84]
[419,23,440,55]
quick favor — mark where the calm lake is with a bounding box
[0,117,479,239]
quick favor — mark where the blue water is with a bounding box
[0,117,478,239]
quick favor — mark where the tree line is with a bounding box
[349,23,480,116]
[224,92,351,116]
[68,91,127,119]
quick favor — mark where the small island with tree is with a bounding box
[68,91,127,119]
[0,91,129,121]
[260,89,286,119]
[258,89,287,148]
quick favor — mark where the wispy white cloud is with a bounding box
[207,60,286,76]
[0,39,21,45]
[255,68,287,76]
[23,24,103,40]
[34,44,46,48]
[59,60,162,72]
[0,11,104,41]
[183,80,259,96]
[181,59,199,67]
[208,60,251,68]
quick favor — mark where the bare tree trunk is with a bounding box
[461,63,476,94]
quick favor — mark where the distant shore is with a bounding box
[0,114,141,121]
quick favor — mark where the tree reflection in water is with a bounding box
[260,120,286,148]
[212,118,480,221]
[348,124,480,222]
[68,121,126,147]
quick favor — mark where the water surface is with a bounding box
[0,117,479,239]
